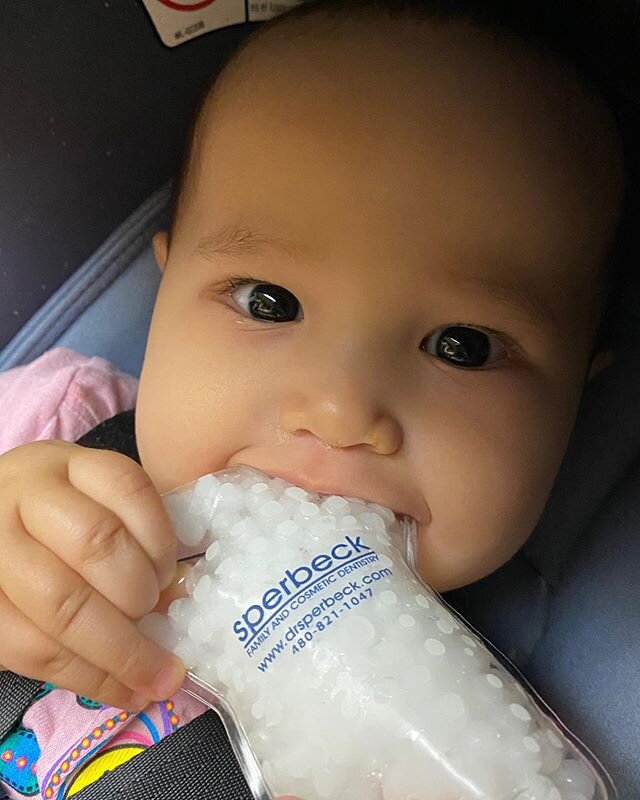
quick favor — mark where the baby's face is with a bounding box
[136,20,623,591]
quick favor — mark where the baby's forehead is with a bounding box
[193,16,622,194]
[182,16,624,306]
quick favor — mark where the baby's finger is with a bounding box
[69,447,176,591]
[0,588,144,711]
[21,476,160,619]
[3,512,185,703]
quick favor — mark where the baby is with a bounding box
[0,0,629,798]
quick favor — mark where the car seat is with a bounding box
[1,2,639,798]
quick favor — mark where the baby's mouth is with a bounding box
[233,462,428,527]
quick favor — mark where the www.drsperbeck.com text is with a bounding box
[254,562,393,672]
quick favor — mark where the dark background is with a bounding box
[0,1,258,350]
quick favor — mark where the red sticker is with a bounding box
[156,0,216,11]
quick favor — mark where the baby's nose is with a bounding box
[280,388,403,455]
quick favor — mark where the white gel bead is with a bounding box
[230,519,250,538]
[168,598,187,624]
[276,519,299,537]
[193,473,220,498]
[193,574,212,603]
[188,615,212,644]
[380,590,397,605]
[138,612,176,650]
[321,495,349,513]
[247,537,268,554]
[284,486,309,502]
[358,511,387,533]
[260,500,284,518]
[510,703,533,722]
[523,735,541,753]
[298,501,319,518]
[343,615,376,649]
[513,775,558,800]
[437,692,466,718]
[172,509,207,546]
[211,511,241,534]
[309,519,336,539]
[173,637,200,668]
[537,731,564,775]
[424,638,446,656]
[218,481,239,498]
[547,728,565,749]
[437,617,455,634]
[554,759,596,798]
[205,541,220,561]
[163,493,188,525]
[367,502,396,524]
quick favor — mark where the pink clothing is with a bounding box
[0,348,207,800]
[0,347,139,454]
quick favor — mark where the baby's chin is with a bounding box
[414,553,493,595]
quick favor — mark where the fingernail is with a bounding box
[152,657,185,699]
[152,564,190,614]
[174,562,191,587]
[159,559,177,592]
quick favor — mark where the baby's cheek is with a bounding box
[410,399,569,592]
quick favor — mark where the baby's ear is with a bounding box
[152,230,169,274]
[587,349,614,381]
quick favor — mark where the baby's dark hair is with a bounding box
[167,0,639,352]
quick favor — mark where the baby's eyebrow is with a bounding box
[448,271,559,329]
[194,226,311,262]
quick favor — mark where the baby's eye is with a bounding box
[420,325,508,369]
[228,280,303,323]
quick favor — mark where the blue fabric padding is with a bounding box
[55,245,160,378]
[444,552,549,669]
[0,182,170,376]
[524,461,640,800]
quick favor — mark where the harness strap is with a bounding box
[0,673,41,742]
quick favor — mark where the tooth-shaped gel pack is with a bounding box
[138,465,617,800]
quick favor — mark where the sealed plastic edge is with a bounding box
[402,517,618,800]
[181,671,275,800]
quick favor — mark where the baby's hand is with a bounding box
[0,440,183,711]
